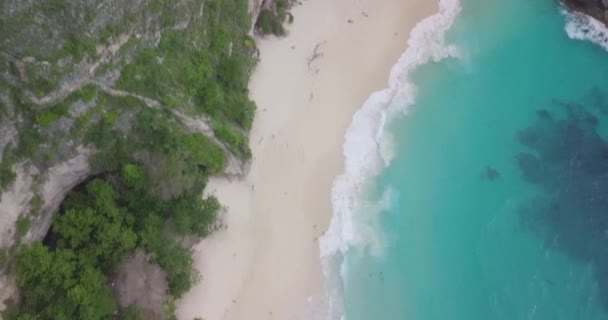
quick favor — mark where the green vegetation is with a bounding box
[16,130,42,160]
[140,216,197,297]
[121,305,145,320]
[7,180,133,320]
[24,63,65,98]
[12,243,118,320]
[0,248,9,269]
[5,103,229,317]
[53,180,137,269]
[117,0,256,144]
[212,120,252,159]
[34,102,69,127]
[85,107,226,199]
[162,298,178,320]
[34,85,99,128]
[59,35,97,63]
[255,0,295,36]
[29,194,42,216]
[79,85,98,103]
[121,164,145,190]
[0,145,18,191]
[0,166,16,191]
[15,217,31,241]
[0,0,259,318]
[171,194,221,237]
[256,9,286,35]
[6,175,219,319]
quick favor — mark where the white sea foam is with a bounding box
[563,8,608,51]
[320,0,461,260]
[318,0,462,319]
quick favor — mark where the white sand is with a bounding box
[177,0,438,319]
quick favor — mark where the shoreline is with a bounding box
[561,0,608,27]
[177,1,438,319]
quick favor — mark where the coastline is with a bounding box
[176,1,438,319]
[563,3,608,51]
[561,0,608,27]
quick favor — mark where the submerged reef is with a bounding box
[517,89,608,310]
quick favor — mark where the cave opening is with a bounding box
[42,172,108,249]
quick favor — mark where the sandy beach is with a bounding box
[177,0,438,319]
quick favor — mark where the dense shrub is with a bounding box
[139,215,197,297]
[2,0,256,318]
[15,216,31,240]
[255,0,294,36]
[0,167,16,191]
[212,120,252,159]
[256,9,285,35]
[117,0,257,146]
[1,180,136,319]
[171,194,221,236]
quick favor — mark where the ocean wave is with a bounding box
[318,0,462,319]
[320,0,461,260]
[563,8,608,51]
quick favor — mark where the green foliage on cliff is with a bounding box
[8,180,133,320]
[60,35,97,63]
[85,107,226,203]
[117,0,257,144]
[255,0,295,36]
[172,193,221,237]
[0,167,16,191]
[34,102,69,127]
[139,215,197,297]
[121,305,145,320]
[1,0,257,317]
[133,110,226,176]
[7,175,220,319]
[13,243,117,320]
[53,180,138,269]
[15,217,31,241]
[212,119,252,159]
[256,9,286,35]
[121,163,145,190]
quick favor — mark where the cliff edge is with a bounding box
[0,0,260,317]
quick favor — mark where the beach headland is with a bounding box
[177,0,438,319]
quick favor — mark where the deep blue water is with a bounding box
[341,1,608,319]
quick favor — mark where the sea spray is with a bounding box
[563,8,608,51]
[318,0,462,319]
[320,0,461,260]
[336,0,608,317]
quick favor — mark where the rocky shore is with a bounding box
[562,0,608,25]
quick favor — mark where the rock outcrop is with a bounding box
[111,250,169,318]
[0,149,94,309]
[0,0,256,312]
[562,0,608,25]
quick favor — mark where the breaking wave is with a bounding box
[318,0,463,319]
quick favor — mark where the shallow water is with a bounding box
[338,0,608,319]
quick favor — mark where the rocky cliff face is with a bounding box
[250,0,264,29]
[562,0,608,24]
[0,0,258,312]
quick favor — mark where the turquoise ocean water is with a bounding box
[325,0,608,319]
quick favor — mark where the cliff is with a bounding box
[0,0,260,316]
